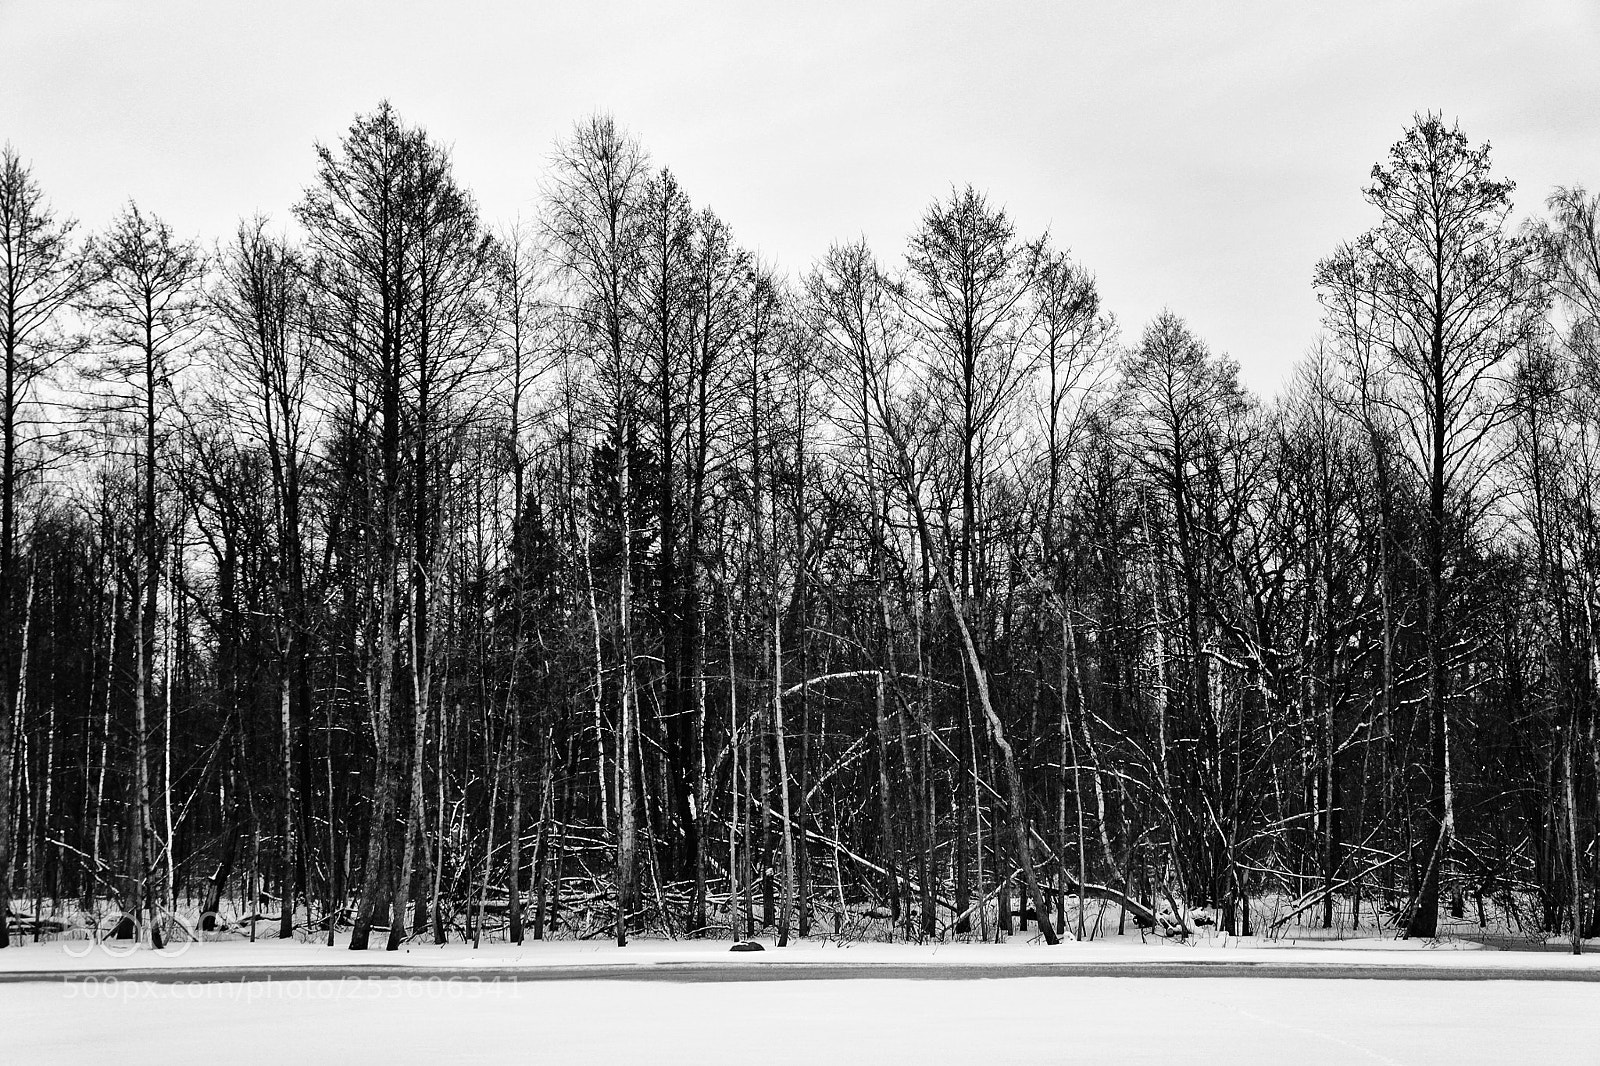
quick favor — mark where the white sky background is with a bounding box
[2,0,1596,393]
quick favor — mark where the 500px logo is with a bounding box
[62,911,208,959]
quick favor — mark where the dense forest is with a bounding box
[1,106,1596,953]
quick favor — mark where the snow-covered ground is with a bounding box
[4,968,1597,1065]
[4,936,1597,1064]
[2,928,1597,975]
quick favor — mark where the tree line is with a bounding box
[1,106,1596,952]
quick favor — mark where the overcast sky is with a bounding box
[3,0,1596,391]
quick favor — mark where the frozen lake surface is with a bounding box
[4,938,1598,1064]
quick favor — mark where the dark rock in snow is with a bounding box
[729,940,765,952]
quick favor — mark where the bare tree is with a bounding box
[88,201,207,945]
[902,187,1045,940]
[210,218,315,940]
[545,113,650,946]
[298,102,493,950]
[489,221,552,945]
[0,146,88,948]
[1316,115,1545,938]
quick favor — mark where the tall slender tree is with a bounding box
[1316,115,1545,937]
[0,146,88,948]
[88,201,207,945]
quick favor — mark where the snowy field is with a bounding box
[4,938,1599,1064]
[7,973,1600,1065]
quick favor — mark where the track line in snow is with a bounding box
[4,959,1599,985]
